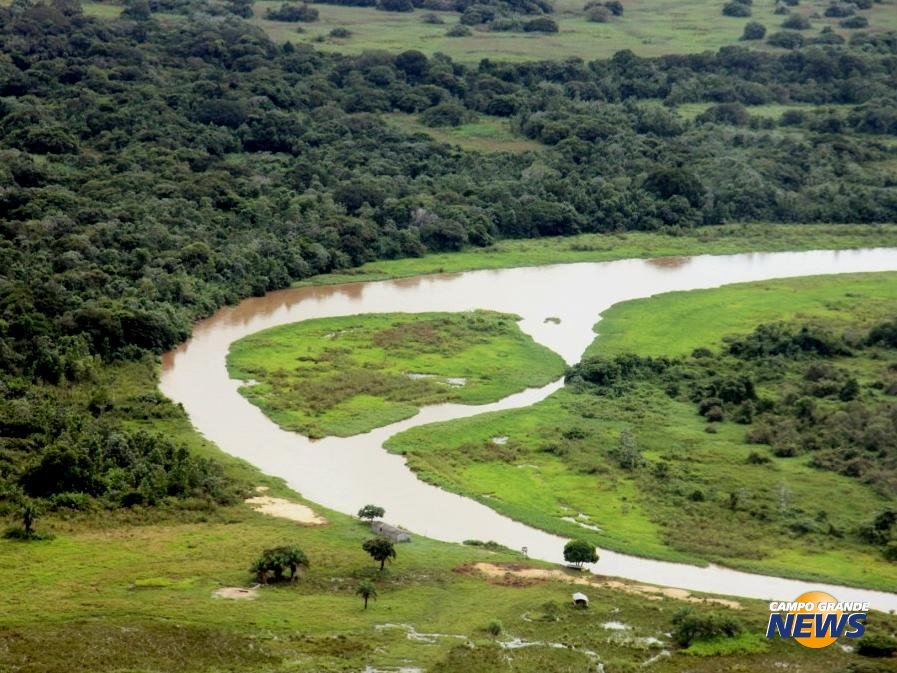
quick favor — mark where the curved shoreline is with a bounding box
[160,249,897,609]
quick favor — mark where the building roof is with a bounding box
[572,592,589,602]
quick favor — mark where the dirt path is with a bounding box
[467,562,741,610]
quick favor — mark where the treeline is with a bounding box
[0,360,245,516]
[566,318,897,558]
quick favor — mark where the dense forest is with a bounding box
[566,318,897,559]
[1,0,897,515]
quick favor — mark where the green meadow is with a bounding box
[254,0,897,63]
[387,273,897,590]
[383,112,543,154]
[8,362,884,673]
[227,311,565,437]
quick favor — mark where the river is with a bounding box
[160,248,897,609]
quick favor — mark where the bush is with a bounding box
[485,620,503,636]
[587,5,610,21]
[741,21,766,39]
[672,608,743,647]
[883,541,897,562]
[446,23,472,36]
[781,13,810,29]
[523,17,558,32]
[857,634,897,658]
[722,2,752,17]
[746,451,771,465]
[604,0,623,14]
[420,101,472,127]
[378,0,415,10]
[420,12,444,23]
[330,27,352,37]
[840,15,869,28]
[824,2,855,17]
[265,3,319,21]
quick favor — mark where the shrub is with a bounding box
[446,23,472,36]
[824,2,855,17]
[485,620,503,636]
[604,0,623,14]
[857,634,897,658]
[330,27,352,37]
[420,101,472,127]
[523,16,558,32]
[781,13,810,29]
[883,541,897,562]
[420,12,444,23]
[840,15,869,28]
[741,21,766,39]
[265,3,319,21]
[378,0,414,10]
[722,2,752,17]
[746,451,771,465]
[490,17,522,30]
[672,608,743,647]
[587,5,610,22]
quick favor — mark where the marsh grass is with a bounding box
[387,273,897,589]
[227,310,565,437]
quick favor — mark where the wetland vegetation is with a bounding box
[227,311,565,437]
[388,273,897,589]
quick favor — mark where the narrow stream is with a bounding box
[161,248,897,609]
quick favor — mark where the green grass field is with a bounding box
[5,360,895,673]
[299,223,897,286]
[383,112,543,153]
[227,311,565,437]
[254,0,897,62]
[387,273,897,590]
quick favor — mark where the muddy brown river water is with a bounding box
[160,249,897,609]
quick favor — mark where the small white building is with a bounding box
[572,592,589,607]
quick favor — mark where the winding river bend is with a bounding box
[161,249,897,609]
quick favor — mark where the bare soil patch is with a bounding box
[466,562,741,609]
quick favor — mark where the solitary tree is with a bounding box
[21,498,39,537]
[356,580,378,609]
[363,536,397,571]
[563,539,598,569]
[251,545,309,584]
[358,504,385,522]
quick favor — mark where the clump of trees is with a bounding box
[672,608,743,647]
[251,545,310,583]
[266,2,320,20]
[567,317,897,555]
